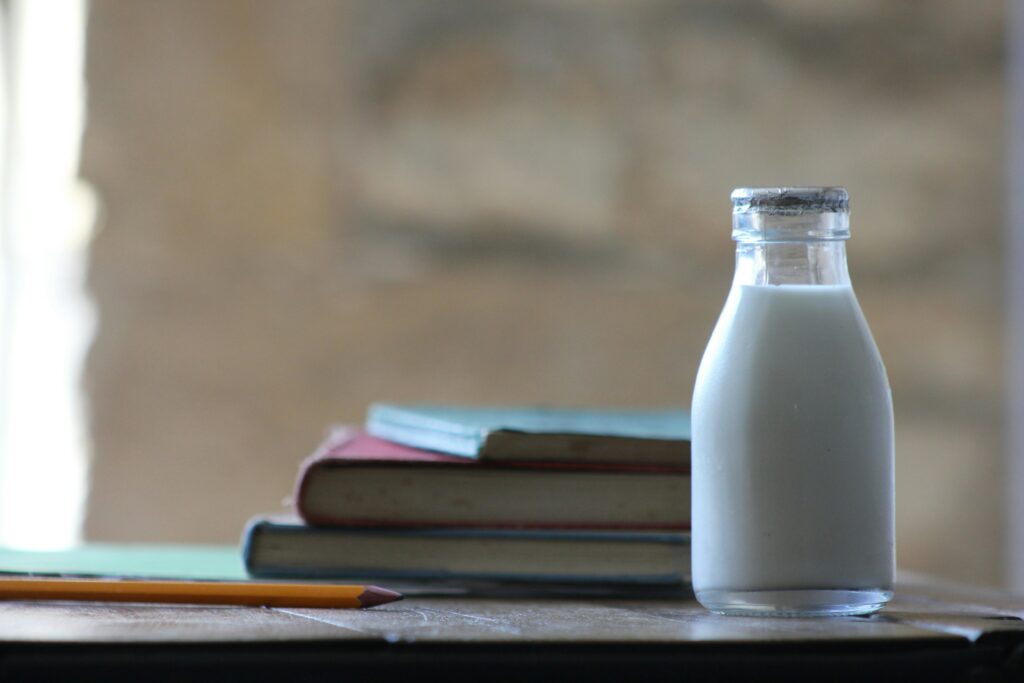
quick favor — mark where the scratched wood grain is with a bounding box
[895,573,1024,618]
[0,602,344,642]
[279,598,957,644]
[0,578,1017,646]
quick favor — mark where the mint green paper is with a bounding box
[0,543,247,580]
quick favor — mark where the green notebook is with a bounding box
[0,543,247,581]
[365,404,691,466]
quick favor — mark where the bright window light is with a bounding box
[0,0,93,549]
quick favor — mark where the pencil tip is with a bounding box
[360,586,403,608]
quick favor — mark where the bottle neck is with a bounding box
[733,241,850,287]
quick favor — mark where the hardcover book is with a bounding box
[244,516,690,587]
[365,404,691,466]
[294,430,690,530]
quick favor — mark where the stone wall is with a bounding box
[81,1,1006,585]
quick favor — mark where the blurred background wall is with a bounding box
[79,1,1005,586]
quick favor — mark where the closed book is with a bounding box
[294,430,690,530]
[366,404,691,466]
[243,516,690,586]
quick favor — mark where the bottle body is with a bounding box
[692,188,894,617]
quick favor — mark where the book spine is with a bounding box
[239,519,264,576]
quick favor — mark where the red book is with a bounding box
[294,429,690,530]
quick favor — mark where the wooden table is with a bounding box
[0,574,1021,682]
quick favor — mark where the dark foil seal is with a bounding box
[731,187,849,215]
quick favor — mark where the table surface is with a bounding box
[0,573,1021,682]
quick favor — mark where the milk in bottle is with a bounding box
[691,187,894,617]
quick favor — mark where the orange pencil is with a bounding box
[0,577,402,608]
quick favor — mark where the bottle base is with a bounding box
[695,588,892,617]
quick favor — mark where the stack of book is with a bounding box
[242,404,691,592]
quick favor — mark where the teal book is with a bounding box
[365,404,691,466]
[243,516,690,588]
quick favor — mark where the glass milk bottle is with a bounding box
[692,187,894,617]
